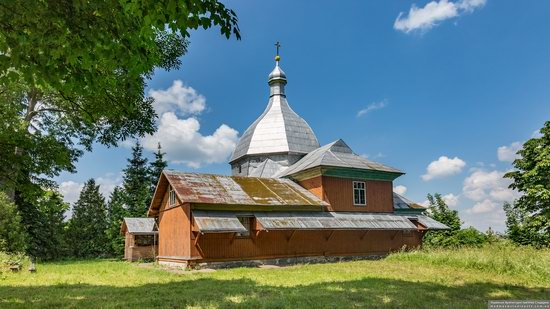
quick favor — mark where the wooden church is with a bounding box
[126,51,449,266]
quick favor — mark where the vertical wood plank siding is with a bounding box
[196,230,423,262]
[158,190,197,260]
[299,176,394,212]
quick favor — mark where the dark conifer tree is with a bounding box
[149,142,168,199]
[105,186,128,257]
[122,142,151,217]
[66,179,109,257]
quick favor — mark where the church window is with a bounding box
[238,164,242,173]
[353,181,366,206]
[236,216,252,237]
[169,185,176,206]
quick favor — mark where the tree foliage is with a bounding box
[122,142,151,217]
[0,0,239,204]
[149,142,168,197]
[105,186,128,257]
[66,179,109,257]
[13,188,68,260]
[504,121,550,247]
[0,191,27,253]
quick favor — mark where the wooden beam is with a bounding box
[286,230,296,242]
[193,232,203,247]
[325,230,335,242]
[391,231,399,240]
[229,232,237,245]
[360,230,369,240]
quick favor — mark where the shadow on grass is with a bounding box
[0,276,547,308]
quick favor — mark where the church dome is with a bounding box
[230,59,319,163]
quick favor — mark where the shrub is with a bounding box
[0,192,27,253]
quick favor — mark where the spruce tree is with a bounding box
[122,142,151,217]
[0,191,27,253]
[149,142,168,199]
[66,179,109,258]
[105,186,128,257]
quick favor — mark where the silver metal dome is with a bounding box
[230,61,319,164]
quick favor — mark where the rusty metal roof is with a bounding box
[122,218,157,234]
[148,170,328,215]
[193,211,248,233]
[191,210,418,232]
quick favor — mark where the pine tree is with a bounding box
[66,179,109,258]
[105,186,128,257]
[122,142,151,217]
[34,191,69,260]
[14,186,68,260]
[149,142,168,199]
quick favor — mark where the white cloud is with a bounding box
[357,100,387,117]
[394,0,486,33]
[58,181,84,206]
[462,169,517,201]
[462,168,520,216]
[421,156,466,181]
[141,81,240,168]
[58,173,122,219]
[497,141,522,162]
[394,185,407,195]
[142,112,239,168]
[466,198,498,214]
[149,80,206,116]
[442,193,459,207]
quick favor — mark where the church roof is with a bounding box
[248,159,287,178]
[229,61,319,163]
[278,139,403,178]
[148,170,328,216]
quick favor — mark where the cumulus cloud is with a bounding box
[142,112,239,168]
[394,0,486,33]
[442,193,459,207]
[149,80,206,116]
[462,169,517,202]
[497,141,522,162]
[466,198,498,214]
[58,173,123,218]
[462,168,520,215]
[58,181,84,206]
[357,100,387,117]
[421,156,466,181]
[394,185,407,195]
[141,81,240,168]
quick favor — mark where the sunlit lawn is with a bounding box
[1,244,549,308]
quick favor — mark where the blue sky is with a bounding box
[56,0,550,232]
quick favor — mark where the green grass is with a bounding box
[1,244,549,308]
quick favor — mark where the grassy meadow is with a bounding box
[1,244,549,308]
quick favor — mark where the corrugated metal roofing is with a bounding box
[164,170,328,207]
[255,212,417,230]
[123,218,157,234]
[393,192,427,210]
[414,215,451,230]
[278,139,403,177]
[193,211,247,233]
[191,211,418,232]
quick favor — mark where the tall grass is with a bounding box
[386,242,550,285]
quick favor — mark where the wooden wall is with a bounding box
[157,188,201,262]
[123,233,157,261]
[298,176,394,212]
[196,229,423,262]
